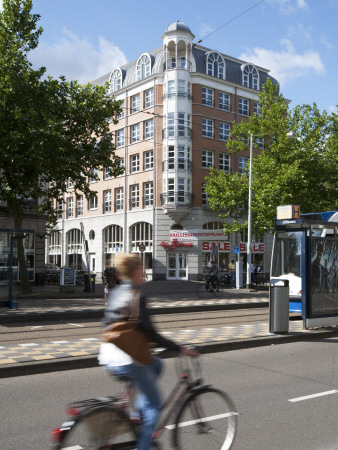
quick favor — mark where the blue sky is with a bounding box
[2,0,337,112]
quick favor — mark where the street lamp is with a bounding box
[246,134,253,289]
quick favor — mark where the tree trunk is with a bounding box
[13,215,32,295]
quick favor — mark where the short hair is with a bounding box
[115,253,141,279]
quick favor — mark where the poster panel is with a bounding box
[310,237,338,316]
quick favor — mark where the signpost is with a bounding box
[139,243,145,280]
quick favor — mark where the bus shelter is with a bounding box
[270,209,338,329]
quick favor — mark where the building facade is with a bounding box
[47,21,278,281]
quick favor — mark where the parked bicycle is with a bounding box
[196,275,223,298]
[50,355,238,449]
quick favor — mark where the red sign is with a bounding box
[160,238,194,250]
[202,242,231,252]
[239,242,265,253]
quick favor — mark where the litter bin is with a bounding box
[84,273,96,292]
[269,279,289,333]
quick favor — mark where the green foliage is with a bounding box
[205,78,338,234]
[0,0,123,228]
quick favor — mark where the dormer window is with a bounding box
[110,68,122,94]
[242,64,259,90]
[136,54,151,80]
[206,52,225,79]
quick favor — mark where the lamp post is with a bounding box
[246,133,253,289]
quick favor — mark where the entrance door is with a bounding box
[89,254,96,272]
[167,252,188,280]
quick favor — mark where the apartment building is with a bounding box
[47,21,278,281]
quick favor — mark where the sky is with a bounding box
[1,0,337,112]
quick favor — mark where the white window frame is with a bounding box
[130,184,139,209]
[130,154,140,173]
[115,187,123,211]
[116,129,125,148]
[144,119,154,139]
[144,182,153,207]
[76,196,83,216]
[239,157,249,174]
[206,52,225,79]
[136,54,151,80]
[131,94,140,113]
[67,197,73,218]
[202,118,214,138]
[104,190,111,213]
[145,88,154,108]
[131,124,140,143]
[243,64,259,90]
[144,150,153,170]
[219,122,230,142]
[219,92,230,111]
[202,87,213,106]
[88,195,98,210]
[202,150,214,169]
[220,153,230,172]
[239,98,249,116]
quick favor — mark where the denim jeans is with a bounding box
[108,357,163,450]
[230,271,235,288]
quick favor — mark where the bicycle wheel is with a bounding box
[54,405,137,450]
[173,387,238,450]
[214,285,222,297]
[196,284,208,298]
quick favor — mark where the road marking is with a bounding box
[68,323,84,327]
[19,343,39,347]
[165,412,239,429]
[289,390,338,402]
[31,326,43,329]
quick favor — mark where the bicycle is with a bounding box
[50,355,238,449]
[196,275,223,298]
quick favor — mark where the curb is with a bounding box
[0,301,270,324]
[1,327,338,379]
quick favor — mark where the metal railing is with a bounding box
[162,159,192,172]
[162,127,192,140]
[160,192,193,206]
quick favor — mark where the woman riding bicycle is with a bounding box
[98,253,199,450]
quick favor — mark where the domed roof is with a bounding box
[165,20,192,34]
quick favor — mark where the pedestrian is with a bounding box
[103,260,119,305]
[98,253,199,450]
[251,261,257,285]
[229,259,236,288]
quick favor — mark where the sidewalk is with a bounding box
[1,280,338,379]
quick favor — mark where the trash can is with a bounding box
[269,279,289,333]
[84,273,96,292]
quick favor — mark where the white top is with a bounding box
[98,342,133,367]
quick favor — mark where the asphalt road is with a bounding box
[0,308,271,345]
[2,338,338,449]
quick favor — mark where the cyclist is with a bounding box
[98,253,199,450]
[206,260,219,291]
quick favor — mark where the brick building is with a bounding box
[47,21,279,281]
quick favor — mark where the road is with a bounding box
[2,338,338,449]
[0,308,271,345]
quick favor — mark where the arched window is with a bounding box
[104,225,123,254]
[66,228,83,269]
[130,222,152,252]
[242,64,259,90]
[136,54,151,81]
[109,69,122,94]
[206,52,225,79]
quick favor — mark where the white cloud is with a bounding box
[266,0,308,14]
[240,39,325,86]
[198,24,215,38]
[29,28,127,83]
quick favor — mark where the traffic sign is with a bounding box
[139,243,145,252]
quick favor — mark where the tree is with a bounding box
[205,78,338,235]
[0,0,123,293]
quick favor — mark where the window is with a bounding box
[202,118,214,138]
[220,153,230,172]
[177,178,186,202]
[67,178,74,188]
[67,197,73,218]
[144,119,154,139]
[130,222,153,253]
[202,183,209,206]
[89,195,98,210]
[207,52,225,79]
[202,87,213,106]
[131,94,140,113]
[239,98,249,116]
[145,88,154,108]
[117,102,125,119]
[144,150,153,170]
[130,184,139,209]
[110,68,122,93]
[89,169,98,183]
[239,157,249,174]
[104,167,112,180]
[115,187,123,211]
[254,102,262,116]
[243,64,259,90]
[76,196,83,216]
[178,80,185,97]
[104,225,123,254]
[167,113,175,138]
[131,124,140,143]
[219,122,230,142]
[56,199,63,219]
[167,80,175,98]
[136,54,151,80]
[202,150,214,169]
[117,158,124,173]
[143,182,153,207]
[178,113,185,137]
[256,137,264,149]
[219,92,230,111]
[116,129,125,147]
[104,190,111,213]
[130,154,140,173]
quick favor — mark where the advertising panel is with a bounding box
[310,238,338,316]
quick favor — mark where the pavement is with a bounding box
[1,280,338,379]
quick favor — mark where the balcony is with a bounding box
[160,192,194,222]
[163,58,192,71]
[162,159,192,172]
[162,127,192,140]
[163,92,192,101]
